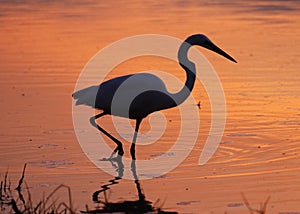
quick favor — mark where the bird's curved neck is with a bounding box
[171,41,196,105]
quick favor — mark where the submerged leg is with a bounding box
[90,112,124,157]
[130,119,142,160]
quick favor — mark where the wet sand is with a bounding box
[1,0,300,213]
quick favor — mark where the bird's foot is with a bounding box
[108,146,124,159]
[118,148,124,156]
[100,146,123,161]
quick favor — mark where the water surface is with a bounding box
[0,1,300,213]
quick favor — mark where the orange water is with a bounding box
[1,1,300,213]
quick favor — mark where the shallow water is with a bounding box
[1,0,300,213]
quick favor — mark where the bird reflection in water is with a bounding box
[83,156,178,214]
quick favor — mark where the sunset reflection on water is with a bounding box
[0,1,300,213]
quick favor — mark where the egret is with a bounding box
[72,34,237,160]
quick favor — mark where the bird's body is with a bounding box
[73,34,237,159]
[73,73,175,119]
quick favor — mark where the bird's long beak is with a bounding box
[206,42,237,63]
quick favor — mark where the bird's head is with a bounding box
[185,34,237,63]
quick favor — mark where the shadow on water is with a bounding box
[82,156,177,214]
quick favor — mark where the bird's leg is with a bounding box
[130,119,142,160]
[90,112,124,157]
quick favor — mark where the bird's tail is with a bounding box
[72,85,99,107]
